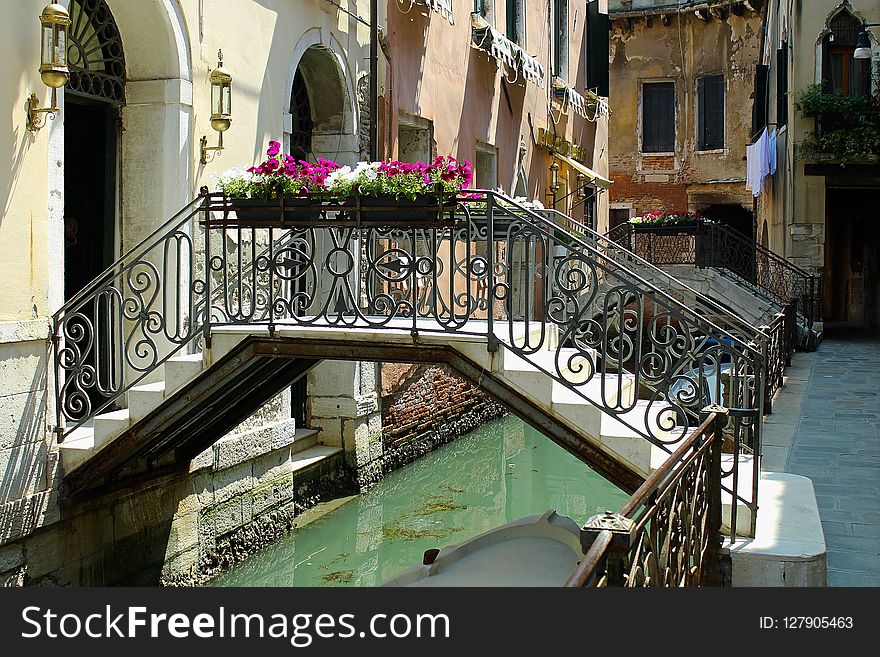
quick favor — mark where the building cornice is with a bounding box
[609,0,762,20]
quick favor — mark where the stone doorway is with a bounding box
[63,0,126,302]
[824,188,880,328]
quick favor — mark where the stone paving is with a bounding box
[762,329,880,586]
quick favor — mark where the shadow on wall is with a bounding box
[1,62,37,226]
[0,351,48,505]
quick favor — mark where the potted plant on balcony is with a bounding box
[211,141,473,228]
[794,84,880,164]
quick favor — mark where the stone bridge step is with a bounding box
[129,382,166,422]
[165,353,205,394]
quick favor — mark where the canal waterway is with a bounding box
[209,415,628,587]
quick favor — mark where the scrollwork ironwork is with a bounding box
[54,191,763,538]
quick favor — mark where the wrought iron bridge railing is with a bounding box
[565,410,725,587]
[52,190,765,537]
[606,220,821,329]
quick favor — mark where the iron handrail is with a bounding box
[538,207,769,344]
[607,220,820,325]
[566,412,723,587]
[53,189,762,536]
[455,193,764,360]
[54,197,204,315]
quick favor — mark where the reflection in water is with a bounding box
[209,415,628,587]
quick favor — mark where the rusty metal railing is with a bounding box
[565,411,725,587]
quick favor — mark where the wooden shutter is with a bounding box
[753,64,769,137]
[776,43,788,127]
[587,0,610,97]
[643,82,675,153]
[698,75,724,150]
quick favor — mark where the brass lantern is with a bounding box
[549,161,560,194]
[576,173,588,199]
[201,50,233,164]
[28,3,71,131]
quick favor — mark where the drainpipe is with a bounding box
[370,0,378,161]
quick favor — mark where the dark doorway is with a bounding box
[700,203,753,238]
[825,188,880,327]
[64,100,118,301]
[700,203,755,282]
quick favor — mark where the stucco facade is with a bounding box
[382,0,611,230]
[607,0,762,235]
[757,0,880,327]
[0,0,373,584]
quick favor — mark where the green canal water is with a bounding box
[209,415,628,587]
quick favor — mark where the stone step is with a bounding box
[58,425,97,473]
[502,346,599,377]
[291,428,319,455]
[128,381,166,422]
[93,408,131,448]
[164,352,205,395]
[598,400,686,475]
[291,445,343,474]
[550,372,636,408]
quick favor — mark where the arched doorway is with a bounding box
[284,38,361,427]
[63,0,126,301]
[285,43,358,165]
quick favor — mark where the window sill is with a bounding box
[695,148,727,155]
[640,151,675,157]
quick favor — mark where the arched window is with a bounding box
[822,10,870,97]
[66,0,126,104]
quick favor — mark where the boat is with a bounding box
[380,509,583,587]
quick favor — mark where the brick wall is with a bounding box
[378,364,506,464]
[609,170,689,215]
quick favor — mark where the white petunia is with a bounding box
[325,166,354,190]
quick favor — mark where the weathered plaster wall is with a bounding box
[608,4,761,216]
[384,0,610,224]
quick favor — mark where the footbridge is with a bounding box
[53,190,772,554]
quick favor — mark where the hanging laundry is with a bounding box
[746,127,773,197]
[768,128,777,175]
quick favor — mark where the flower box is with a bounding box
[226,196,321,224]
[204,193,458,229]
[210,140,472,230]
[339,193,458,227]
[631,222,700,235]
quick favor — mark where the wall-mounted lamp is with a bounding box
[549,161,560,194]
[854,23,879,59]
[28,4,71,132]
[200,50,233,165]
[576,173,588,199]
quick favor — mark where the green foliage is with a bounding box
[794,84,880,164]
[793,84,875,119]
[797,125,880,164]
